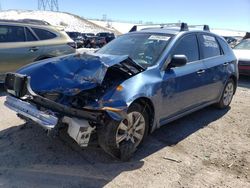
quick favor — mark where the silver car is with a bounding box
[0,19,76,82]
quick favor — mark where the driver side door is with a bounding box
[159,34,207,124]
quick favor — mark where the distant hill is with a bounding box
[0,10,121,35]
[88,19,135,34]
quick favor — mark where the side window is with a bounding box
[172,34,199,62]
[32,28,57,40]
[0,25,25,42]
[217,37,229,54]
[198,34,221,59]
[25,28,37,41]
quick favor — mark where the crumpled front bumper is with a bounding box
[5,95,58,129]
[4,73,114,129]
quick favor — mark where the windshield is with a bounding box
[97,33,108,37]
[234,40,250,50]
[97,33,171,67]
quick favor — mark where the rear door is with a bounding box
[31,27,73,57]
[160,33,207,123]
[197,33,226,102]
[0,25,41,75]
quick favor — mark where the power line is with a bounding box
[38,0,59,11]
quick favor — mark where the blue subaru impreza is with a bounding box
[4,23,238,160]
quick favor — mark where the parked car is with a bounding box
[66,32,84,48]
[82,33,95,39]
[95,37,106,48]
[233,39,250,76]
[0,19,76,82]
[84,35,97,48]
[4,23,238,161]
[223,36,237,47]
[96,32,115,43]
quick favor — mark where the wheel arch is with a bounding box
[229,74,237,94]
[129,97,155,133]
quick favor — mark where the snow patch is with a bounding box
[0,10,115,34]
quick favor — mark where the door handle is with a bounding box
[29,47,39,52]
[197,69,206,74]
[223,62,229,66]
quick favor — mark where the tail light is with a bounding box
[67,42,77,49]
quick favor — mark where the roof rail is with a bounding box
[0,19,50,26]
[129,23,210,32]
[180,23,188,31]
[129,22,189,32]
[189,24,210,31]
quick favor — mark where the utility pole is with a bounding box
[38,0,59,11]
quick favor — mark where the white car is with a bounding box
[233,39,250,76]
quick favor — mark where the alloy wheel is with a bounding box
[223,82,234,106]
[116,111,146,148]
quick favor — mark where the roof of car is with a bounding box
[128,23,212,36]
[0,19,59,30]
[137,28,180,35]
[0,19,50,25]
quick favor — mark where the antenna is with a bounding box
[38,0,59,11]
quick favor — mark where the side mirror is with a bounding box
[168,55,188,68]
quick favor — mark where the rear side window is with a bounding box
[32,28,57,40]
[0,25,25,42]
[25,27,37,41]
[198,34,221,59]
[217,37,230,54]
[172,34,199,62]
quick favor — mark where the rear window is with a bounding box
[32,28,57,40]
[97,33,108,37]
[198,34,221,59]
[217,37,229,53]
[25,27,37,41]
[0,25,25,42]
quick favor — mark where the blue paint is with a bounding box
[16,30,238,132]
[17,53,130,95]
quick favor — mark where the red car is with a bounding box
[233,39,250,76]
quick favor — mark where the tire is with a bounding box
[97,103,149,161]
[215,78,235,109]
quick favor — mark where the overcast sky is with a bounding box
[1,0,250,31]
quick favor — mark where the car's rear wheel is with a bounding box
[97,103,149,161]
[215,78,235,109]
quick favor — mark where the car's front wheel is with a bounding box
[215,78,235,109]
[98,103,149,161]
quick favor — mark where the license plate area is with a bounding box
[5,73,28,97]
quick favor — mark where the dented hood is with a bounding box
[17,53,143,95]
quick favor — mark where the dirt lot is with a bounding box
[0,77,249,188]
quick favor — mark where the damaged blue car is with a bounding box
[4,23,238,160]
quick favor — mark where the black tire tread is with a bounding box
[215,78,235,109]
[97,103,149,161]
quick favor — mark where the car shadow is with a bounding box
[135,106,229,160]
[0,104,230,187]
[238,75,250,89]
[0,123,143,187]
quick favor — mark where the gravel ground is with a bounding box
[0,76,249,188]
